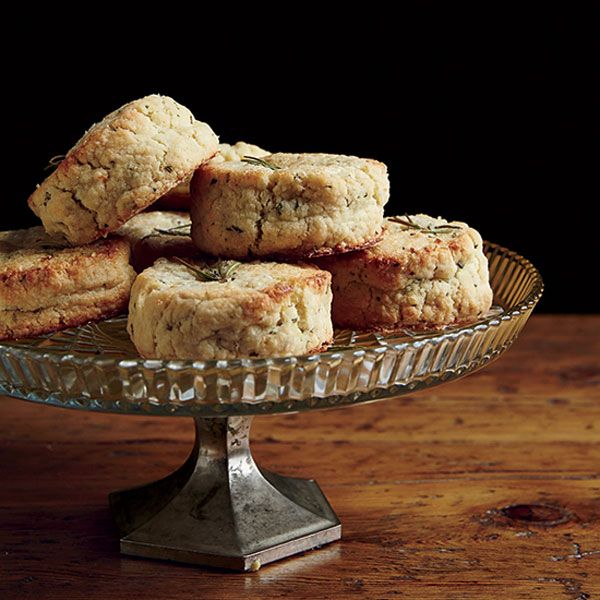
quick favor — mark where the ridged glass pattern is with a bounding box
[0,242,543,416]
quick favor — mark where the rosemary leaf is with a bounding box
[388,215,463,233]
[173,257,241,282]
[241,155,279,170]
[154,223,191,237]
[388,216,422,229]
[220,260,242,280]
[44,154,66,172]
[173,257,219,281]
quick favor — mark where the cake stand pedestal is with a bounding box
[110,416,340,570]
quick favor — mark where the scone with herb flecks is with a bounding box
[190,153,389,259]
[154,141,270,210]
[127,258,333,360]
[0,227,135,340]
[314,214,493,331]
[28,94,218,244]
[117,211,197,272]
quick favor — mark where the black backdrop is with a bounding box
[4,9,597,312]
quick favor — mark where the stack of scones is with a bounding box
[0,95,493,359]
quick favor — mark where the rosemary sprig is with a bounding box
[154,223,191,237]
[44,154,66,172]
[173,257,241,282]
[388,216,422,229]
[241,155,279,170]
[388,215,462,233]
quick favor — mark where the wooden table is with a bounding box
[1,315,599,599]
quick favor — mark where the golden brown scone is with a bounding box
[0,227,135,340]
[116,211,197,272]
[153,141,270,211]
[190,153,389,259]
[127,258,333,360]
[28,95,218,244]
[315,214,493,331]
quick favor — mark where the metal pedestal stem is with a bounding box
[109,416,341,571]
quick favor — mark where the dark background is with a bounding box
[4,9,597,312]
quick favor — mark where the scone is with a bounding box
[117,211,197,271]
[0,227,135,340]
[28,95,218,244]
[154,141,269,210]
[128,258,333,360]
[315,214,493,330]
[190,153,389,259]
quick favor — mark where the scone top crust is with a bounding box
[0,226,129,273]
[326,214,484,285]
[28,94,219,245]
[136,258,330,318]
[195,153,389,207]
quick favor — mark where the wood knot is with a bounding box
[500,503,571,526]
[478,503,575,528]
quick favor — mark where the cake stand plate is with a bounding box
[0,243,542,571]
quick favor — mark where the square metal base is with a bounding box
[118,523,342,572]
[110,416,341,571]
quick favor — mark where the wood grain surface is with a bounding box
[1,315,598,599]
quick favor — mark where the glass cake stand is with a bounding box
[0,242,542,571]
